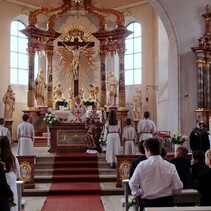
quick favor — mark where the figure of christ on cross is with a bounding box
[58,38,94,97]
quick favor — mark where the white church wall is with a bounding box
[156,0,209,135]
[123,3,157,122]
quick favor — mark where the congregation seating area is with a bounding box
[122,179,207,211]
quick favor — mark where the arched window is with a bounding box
[125,22,142,85]
[10,21,28,85]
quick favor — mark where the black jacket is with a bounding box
[197,168,211,206]
[129,155,147,179]
[0,163,13,211]
[189,128,210,153]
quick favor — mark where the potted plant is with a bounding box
[55,98,68,110]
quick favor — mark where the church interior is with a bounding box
[1,0,211,210]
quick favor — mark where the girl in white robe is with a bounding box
[104,110,121,168]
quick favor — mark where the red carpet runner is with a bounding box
[41,153,104,211]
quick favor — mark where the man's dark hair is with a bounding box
[161,147,167,158]
[125,118,131,126]
[0,118,4,125]
[192,150,205,162]
[143,138,161,155]
[138,140,145,154]
[144,111,150,118]
[22,114,29,121]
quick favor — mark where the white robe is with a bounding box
[122,125,136,155]
[6,156,21,211]
[17,121,35,156]
[68,103,86,122]
[0,125,11,144]
[137,118,156,142]
[104,123,121,164]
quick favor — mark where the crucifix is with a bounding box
[58,38,94,97]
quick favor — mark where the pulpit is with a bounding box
[116,154,139,187]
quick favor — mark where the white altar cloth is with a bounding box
[53,110,70,122]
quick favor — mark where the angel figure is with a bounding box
[131,88,143,120]
[53,84,63,101]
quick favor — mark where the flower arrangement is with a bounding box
[169,132,188,145]
[128,196,137,208]
[82,98,96,107]
[55,98,68,107]
[98,129,106,147]
[43,110,59,126]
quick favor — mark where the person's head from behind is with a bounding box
[175,146,188,158]
[192,150,205,164]
[205,149,211,167]
[0,136,14,172]
[108,110,118,125]
[143,138,161,158]
[22,114,30,121]
[161,147,167,158]
[0,118,5,125]
[138,140,145,155]
[144,111,150,119]
[125,118,131,126]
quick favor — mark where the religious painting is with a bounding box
[57,129,87,146]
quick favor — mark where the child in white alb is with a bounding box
[122,118,137,155]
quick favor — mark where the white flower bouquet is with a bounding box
[82,98,96,107]
[169,132,188,145]
[43,110,59,126]
[55,98,68,107]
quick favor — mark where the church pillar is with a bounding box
[196,53,205,109]
[118,48,126,108]
[46,50,54,107]
[27,47,35,108]
[99,50,107,108]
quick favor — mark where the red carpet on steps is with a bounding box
[41,153,104,211]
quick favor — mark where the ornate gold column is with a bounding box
[118,47,126,108]
[46,50,54,107]
[27,47,36,108]
[99,50,107,108]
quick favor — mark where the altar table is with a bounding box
[48,122,103,153]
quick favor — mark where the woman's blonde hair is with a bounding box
[205,149,211,160]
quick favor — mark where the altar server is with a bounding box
[17,114,35,156]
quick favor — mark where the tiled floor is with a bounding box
[11,144,126,211]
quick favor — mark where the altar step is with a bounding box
[23,153,123,197]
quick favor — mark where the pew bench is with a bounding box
[17,181,27,211]
[122,180,201,211]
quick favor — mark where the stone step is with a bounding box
[35,168,115,175]
[25,153,120,197]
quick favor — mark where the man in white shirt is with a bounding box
[129,138,183,210]
[0,118,11,144]
[137,111,156,142]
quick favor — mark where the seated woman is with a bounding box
[191,150,208,189]
[170,146,193,189]
[68,96,86,122]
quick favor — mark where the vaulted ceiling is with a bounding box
[5,0,142,9]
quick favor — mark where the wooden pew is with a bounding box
[17,180,27,211]
[122,180,201,211]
